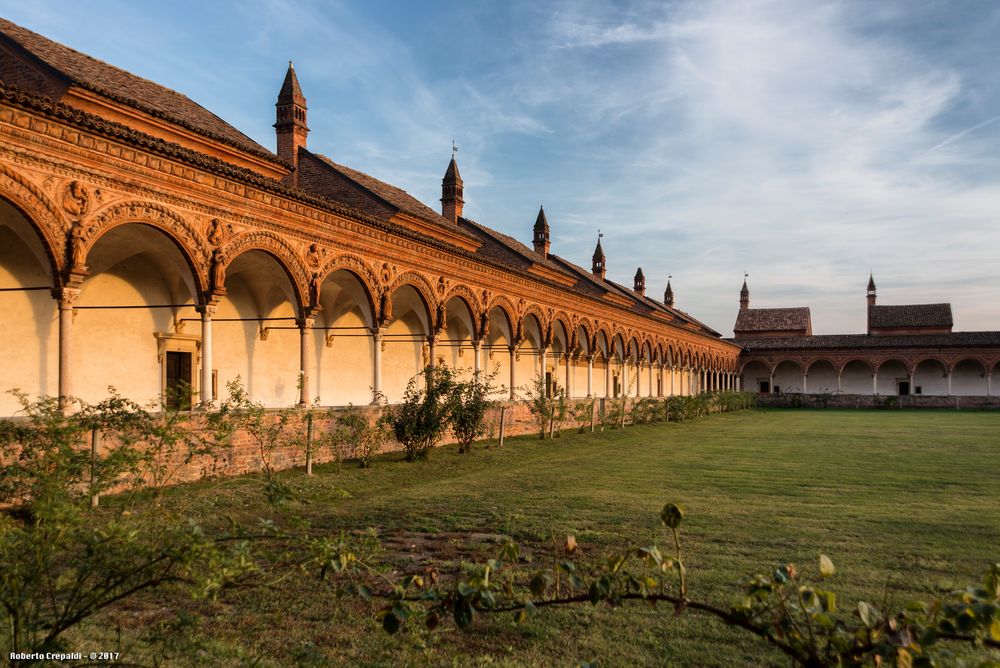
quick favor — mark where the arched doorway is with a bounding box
[312,269,375,406]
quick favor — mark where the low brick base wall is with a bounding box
[754,393,1000,410]
[90,400,564,488]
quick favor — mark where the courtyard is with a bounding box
[68,408,1000,666]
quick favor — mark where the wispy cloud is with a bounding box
[3,0,998,335]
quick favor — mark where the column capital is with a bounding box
[53,286,81,306]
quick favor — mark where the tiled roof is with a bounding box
[459,217,566,274]
[0,17,283,167]
[869,304,952,329]
[734,331,1000,351]
[301,150,477,243]
[734,307,811,333]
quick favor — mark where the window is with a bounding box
[758,380,770,394]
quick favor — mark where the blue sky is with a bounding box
[4,0,1000,335]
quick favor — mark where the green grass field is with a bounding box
[77,409,1000,666]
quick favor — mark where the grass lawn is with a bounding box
[75,409,1000,666]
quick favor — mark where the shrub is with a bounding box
[450,369,498,453]
[521,374,567,439]
[386,366,457,460]
[335,404,389,468]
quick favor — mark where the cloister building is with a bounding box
[0,18,741,417]
[735,277,1000,397]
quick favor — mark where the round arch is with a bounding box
[218,231,310,313]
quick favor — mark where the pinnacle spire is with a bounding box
[591,232,606,280]
[867,272,876,292]
[441,154,464,222]
[740,274,750,311]
[664,278,674,307]
[532,205,550,257]
[275,61,308,184]
[633,267,645,296]
[277,61,305,105]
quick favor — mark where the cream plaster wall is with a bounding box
[75,263,185,406]
[0,222,58,415]
[215,276,299,408]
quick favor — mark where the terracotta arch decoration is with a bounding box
[216,230,311,310]
[83,200,211,295]
[314,253,381,320]
[382,271,439,326]
[0,165,65,280]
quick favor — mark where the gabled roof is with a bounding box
[0,17,282,167]
[869,304,952,329]
[734,331,1000,350]
[734,307,812,333]
[299,149,480,249]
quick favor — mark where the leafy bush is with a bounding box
[385,366,457,461]
[571,399,596,433]
[334,404,389,468]
[521,374,567,439]
[449,369,498,453]
[0,391,255,660]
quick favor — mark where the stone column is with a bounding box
[622,358,629,396]
[428,336,437,370]
[605,357,611,397]
[909,372,915,397]
[199,303,216,406]
[586,355,593,397]
[508,345,517,400]
[802,372,808,395]
[670,366,675,396]
[837,371,842,394]
[770,370,775,394]
[298,315,314,406]
[473,340,482,377]
[372,328,383,404]
[987,372,992,397]
[648,361,653,397]
[947,371,953,396]
[565,353,572,399]
[56,287,80,411]
[872,371,877,396]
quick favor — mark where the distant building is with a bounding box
[734,277,1000,396]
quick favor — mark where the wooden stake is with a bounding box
[305,411,314,476]
[90,428,99,508]
[498,406,506,448]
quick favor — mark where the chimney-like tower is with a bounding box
[866,273,877,334]
[592,236,606,280]
[633,267,645,296]
[532,206,550,257]
[441,156,464,222]
[740,277,750,311]
[664,279,674,307]
[275,62,308,186]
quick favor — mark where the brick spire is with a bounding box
[441,156,464,222]
[532,205,550,257]
[740,276,750,311]
[592,235,606,280]
[866,273,877,334]
[633,267,645,296]
[664,279,674,307]
[275,62,308,185]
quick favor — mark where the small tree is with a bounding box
[386,366,457,461]
[0,391,255,662]
[521,374,566,439]
[449,369,498,454]
[208,378,293,503]
[334,404,390,468]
